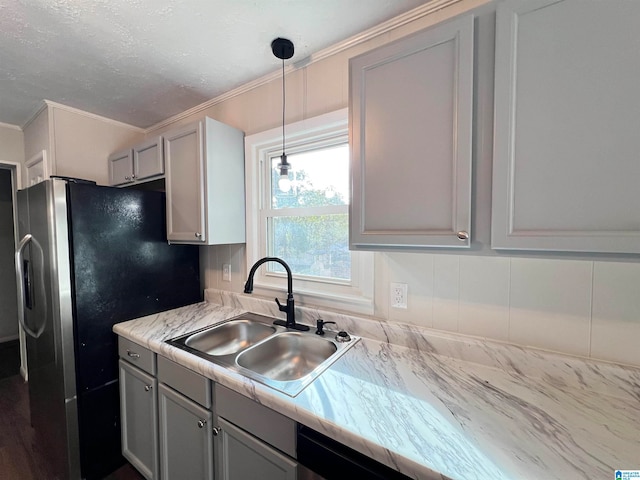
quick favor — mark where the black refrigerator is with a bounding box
[15,178,202,479]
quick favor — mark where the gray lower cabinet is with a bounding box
[118,339,308,480]
[118,338,215,480]
[157,355,214,480]
[217,417,296,480]
[215,384,298,480]
[119,359,159,480]
[492,0,640,253]
[158,383,214,480]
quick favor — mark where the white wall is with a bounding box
[146,0,639,368]
[0,123,25,163]
[22,102,144,186]
[49,105,143,185]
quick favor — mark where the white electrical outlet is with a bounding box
[390,282,408,309]
[222,264,231,282]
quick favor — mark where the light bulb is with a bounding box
[278,176,292,192]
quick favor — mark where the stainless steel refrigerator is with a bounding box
[15,178,202,480]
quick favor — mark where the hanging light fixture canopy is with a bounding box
[272,38,294,192]
[271,38,294,61]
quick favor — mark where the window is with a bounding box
[245,109,373,314]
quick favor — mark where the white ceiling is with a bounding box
[0,0,434,128]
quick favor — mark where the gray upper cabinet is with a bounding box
[492,0,640,253]
[108,136,164,186]
[133,136,164,181]
[164,117,246,245]
[109,149,134,186]
[349,14,474,249]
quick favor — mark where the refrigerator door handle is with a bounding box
[15,234,47,338]
[23,258,33,309]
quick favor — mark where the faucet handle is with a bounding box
[315,319,336,335]
[275,297,288,313]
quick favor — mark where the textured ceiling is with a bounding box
[0,0,433,128]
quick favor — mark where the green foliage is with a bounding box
[270,169,350,279]
[271,168,347,208]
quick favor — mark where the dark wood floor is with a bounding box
[0,375,144,480]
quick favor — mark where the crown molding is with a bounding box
[0,121,22,131]
[21,102,48,131]
[44,100,144,132]
[146,0,465,132]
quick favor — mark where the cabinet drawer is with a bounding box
[118,337,156,375]
[158,355,211,408]
[216,384,296,458]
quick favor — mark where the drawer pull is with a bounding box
[127,350,140,359]
[212,426,221,436]
[198,420,206,428]
[144,385,152,392]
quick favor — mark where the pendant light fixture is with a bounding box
[272,37,294,193]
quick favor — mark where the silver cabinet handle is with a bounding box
[144,385,152,392]
[198,420,206,428]
[212,427,221,436]
[131,174,136,179]
[125,176,131,180]
[456,231,469,241]
[195,232,202,239]
[127,350,140,358]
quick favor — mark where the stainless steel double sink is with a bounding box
[166,312,359,397]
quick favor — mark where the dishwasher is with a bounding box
[297,424,412,480]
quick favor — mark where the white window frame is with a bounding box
[245,108,374,314]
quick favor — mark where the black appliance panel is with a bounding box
[297,425,412,480]
[77,380,125,480]
[67,183,201,392]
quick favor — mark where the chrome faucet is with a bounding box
[243,257,310,331]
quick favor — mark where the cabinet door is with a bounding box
[25,150,48,186]
[158,383,214,480]
[164,121,206,243]
[349,15,474,249]
[134,136,164,181]
[492,0,640,253]
[217,417,296,480]
[119,360,159,480]
[109,149,134,186]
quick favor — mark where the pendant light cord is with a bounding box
[282,57,286,157]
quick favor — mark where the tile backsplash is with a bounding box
[509,258,592,357]
[379,253,640,368]
[206,245,640,368]
[591,262,640,366]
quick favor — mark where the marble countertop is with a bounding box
[113,293,640,480]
